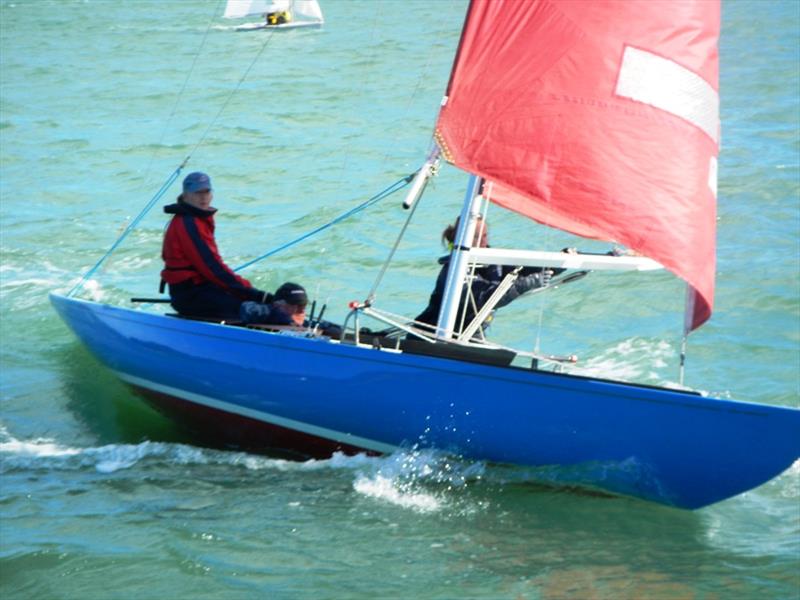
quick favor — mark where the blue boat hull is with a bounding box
[51,294,800,509]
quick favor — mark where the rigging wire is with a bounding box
[70,1,451,299]
[530,198,556,356]
[364,171,426,304]
[69,4,281,296]
[185,21,279,161]
[233,172,415,273]
[139,0,224,191]
[67,165,185,297]
[317,0,448,292]
[69,2,225,297]
[355,0,466,314]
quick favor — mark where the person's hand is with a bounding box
[539,269,553,287]
[609,246,642,257]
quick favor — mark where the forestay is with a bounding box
[435,0,720,331]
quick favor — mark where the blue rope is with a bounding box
[68,169,411,296]
[233,173,414,273]
[68,165,185,297]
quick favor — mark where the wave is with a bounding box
[0,426,354,475]
[0,260,79,309]
[0,425,483,514]
[4,424,797,514]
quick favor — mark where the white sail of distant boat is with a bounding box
[223,0,324,31]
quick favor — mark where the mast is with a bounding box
[435,173,482,339]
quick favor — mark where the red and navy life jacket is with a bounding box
[160,201,261,301]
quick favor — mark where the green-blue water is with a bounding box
[1,1,798,598]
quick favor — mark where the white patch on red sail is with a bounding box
[615,46,720,145]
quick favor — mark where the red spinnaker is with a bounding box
[435,0,720,330]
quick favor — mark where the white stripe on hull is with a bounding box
[114,371,399,454]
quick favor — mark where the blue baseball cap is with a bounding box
[183,172,212,193]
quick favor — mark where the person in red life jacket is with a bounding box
[161,171,292,324]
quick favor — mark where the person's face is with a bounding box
[277,300,306,325]
[183,189,213,211]
[289,304,306,325]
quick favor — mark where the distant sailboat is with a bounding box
[223,0,324,31]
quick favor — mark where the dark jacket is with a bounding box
[161,201,264,302]
[414,255,558,333]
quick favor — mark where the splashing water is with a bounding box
[564,337,682,387]
[351,448,487,513]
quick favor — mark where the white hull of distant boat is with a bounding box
[234,21,322,31]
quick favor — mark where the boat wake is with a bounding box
[4,422,797,511]
[0,429,221,474]
[0,425,483,513]
[0,425,321,474]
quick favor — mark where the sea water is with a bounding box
[1,1,798,598]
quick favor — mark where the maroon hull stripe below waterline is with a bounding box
[128,384,377,459]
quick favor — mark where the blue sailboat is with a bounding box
[52,0,799,510]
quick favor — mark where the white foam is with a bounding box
[0,436,82,458]
[0,427,260,473]
[347,448,487,514]
[0,427,410,477]
[353,473,441,513]
[564,337,677,386]
[0,259,85,307]
[778,460,800,500]
[112,256,154,270]
[0,277,61,289]
[83,279,105,302]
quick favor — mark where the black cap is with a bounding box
[274,282,308,307]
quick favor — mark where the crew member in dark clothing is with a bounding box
[240,282,345,336]
[414,217,562,336]
[161,171,276,322]
[240,282,308,326]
